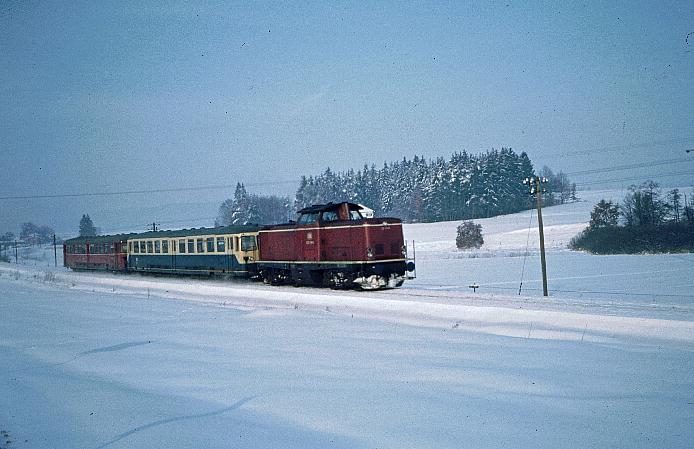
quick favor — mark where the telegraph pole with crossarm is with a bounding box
[524,176,549,296]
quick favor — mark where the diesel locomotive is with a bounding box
[63,202,415,290]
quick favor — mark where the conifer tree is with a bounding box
[79,214,97,237]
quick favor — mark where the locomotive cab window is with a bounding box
[321,211,339,222]
[297,212,319,224]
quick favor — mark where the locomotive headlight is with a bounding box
[366,247,374,259]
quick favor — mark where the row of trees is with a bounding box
[588,182,694,229]
[0,223,56,245]
[571,181,694,254]
[216,149,577,225]
[216,183,292,226]
[1,215,97,249]
[293,149,575,222]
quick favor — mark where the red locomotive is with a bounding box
[256,202,412,289]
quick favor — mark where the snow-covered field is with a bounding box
[404,189,694,312]
[2,191,693,448]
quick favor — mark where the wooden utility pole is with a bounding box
[524,176,549,296]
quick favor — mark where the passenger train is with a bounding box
[63,202,415,290]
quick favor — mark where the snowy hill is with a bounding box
[404,188,624,253]
[1,189,693,449]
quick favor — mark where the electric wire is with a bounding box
[564,157,692,176]
[518,208,534,295]
[0,180,298,201]
[2,139,692,202]
[538,136,694,159]
[573,170,694,189]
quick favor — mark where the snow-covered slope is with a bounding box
[2,190,693,449]
[404,188,624,253]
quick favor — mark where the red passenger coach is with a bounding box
[63,234,130,271]
[257,202,412,289]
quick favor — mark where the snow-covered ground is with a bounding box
[404,189,694,312]
[2,191,693,448]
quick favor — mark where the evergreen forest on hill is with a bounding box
[218,148,577,225]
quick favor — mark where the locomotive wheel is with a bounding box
[326,271,354,290]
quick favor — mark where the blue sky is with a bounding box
[1,1,693,235]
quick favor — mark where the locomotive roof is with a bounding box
[63,224,259,244]
[298,202,362,214]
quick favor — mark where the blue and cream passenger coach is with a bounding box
[126,225,260,276]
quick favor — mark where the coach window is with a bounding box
[147,241,153,253]
[178,239,185,253]
[187,239,194,253]
[206,237,214,253]
[234,236,239,252]
[140,241,146,253]
[162,240,169,254]
[197,238,204,253]
[155,240,161,253]
[241,235,257,251]
[135,241,140,253]
[217,237,225,252]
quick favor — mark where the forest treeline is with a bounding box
[218,148,577,225]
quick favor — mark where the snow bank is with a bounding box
[2,264,692,345]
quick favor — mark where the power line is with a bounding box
[573,170,694,188]
[0,180,298,201]
[564,157,692,177]
[539,136,694,159]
